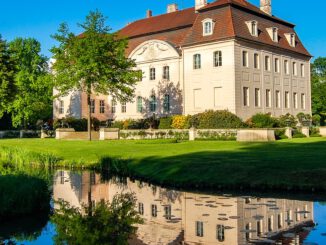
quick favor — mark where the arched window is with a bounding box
[149,95,157,112]
[137,96,143,113]
[163,94,170,113]
[193,54,201,69]
[213,51,222,67]
[202,18,214,36]
[216,225,225,242]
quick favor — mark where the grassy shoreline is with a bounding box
[1,138,326,191]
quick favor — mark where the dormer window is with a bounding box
[202,18,214,36]
[272,28,278,42]
[246,21,258,37]
[266,27,278,42]
[285,33,296,47]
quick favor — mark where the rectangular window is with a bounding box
[293,93,298,109]
[242,51,248,67]
[266,89,271,108]
[193,54,201,69]
[90,99,95,113]
[214,87,222,107]
[284,60,289,75]
[99,100,105,114]
[272,28,278,42]
[255,88,261,107]
[301,93,306,110]
[111,99,116,113]
[216,225,225,242]
[150,68,156,80]
[138,203,144,215]
[278,213,283,228]
[301,64,305,77]
[164,205,172,220]
[268,216,273,232]
[254,53,260,69]
[285,91,290,109]
[121,101,126,113]
[59,100,64,114]
[274,58,280,73]
[214,51,222,67]
[163,66,170,80]
[257,220,263,237]
[196,221,204,237]
[137,96,143,113]
[276,90,281,108]
[149,95,157,112]
[293,62,297,76]
[163,94,170,113]
[243,87,249,107]
[251,21,257,36]
[204,21,212,35]
[151,204,157,217]
[265,56,270,71]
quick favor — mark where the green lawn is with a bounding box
[1,138,326,191]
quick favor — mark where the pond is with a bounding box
[1,170,326,245]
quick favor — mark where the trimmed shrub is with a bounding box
[247,113,278,128]
[278,113,297,128]
[292,129,307,138]
[297,113,312,126]
[171,115,190,129]
[190,110,246,129]
[158,117,172,129]
[312,114,321,126]
[310,127,321,137]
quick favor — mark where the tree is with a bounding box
[51,10,141,140]
[7,38,52,128]
[0,35,15,120]
[311,57,326,125]
[51,193,143,245]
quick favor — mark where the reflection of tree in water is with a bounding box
[51,193,143,245]
[159,189,182,204]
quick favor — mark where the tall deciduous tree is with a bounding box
[51,10,141,140]
[0,35,15,120]
[311,57,326,125]
[8,38,52,128]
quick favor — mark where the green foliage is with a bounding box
[7,38,52,128]
[0,174,50,220]
[51,193,143,245]
[189,110,246,129]
[296,112,312,125]
[54,117,101,131]
[292,129,307,138]
[278,113,297,128]
[196,130,236,141]
[51,11,141,139]
[274,129,288,140]
[0,35,15,119]
[310,127,321,137]
[110,118,159,130]
[312,114,321,126]
[247,113,278,128]
[311,57,326,126]
[158,117,172,129]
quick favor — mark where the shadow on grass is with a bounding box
[100,140,326,192]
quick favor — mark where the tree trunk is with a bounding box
[87,94,92,141]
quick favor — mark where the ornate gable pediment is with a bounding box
[129,40,180,63]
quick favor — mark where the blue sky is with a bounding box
[0,0,325,59]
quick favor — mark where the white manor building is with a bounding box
[54,0,312,122]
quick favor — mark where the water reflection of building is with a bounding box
[53,171,314,245]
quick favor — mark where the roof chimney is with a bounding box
[146,9,152,18]
[195,0,207,11]
[260,0,272,16]
[167,3,178,13]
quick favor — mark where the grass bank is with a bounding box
[0,138,326,191]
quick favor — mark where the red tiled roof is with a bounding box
[118,0,311,57]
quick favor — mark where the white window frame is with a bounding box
[246,20,258,37]
[213,50,222,67]
[202,18,214,36]
[266,89,271,108]
[99,100,105,114]
[284,60,289,75]
[255,88,261,107]
[265,56,271,71]
[149,67,156,80]
[301,93,306,110]
[163,66,170,80]
[285,91,290,109]
[243,87,250,107]
[274,58,280,73]
[254,53,260,69]
[276,90,281,108]
[242,51,249,67]
[301,64,305,77]
[193,54,201,69]
[121,101,127,113]
[285,33,296,47]
[59,100,64,114]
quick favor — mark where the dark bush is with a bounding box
[189,110,246,129]
[53,117,101,131]
[247,113,278,128]
[274,129,288,140]
[310,127,321,137]
[312,114,321,126]
[292,129,307,138]
[159,117,172,129]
